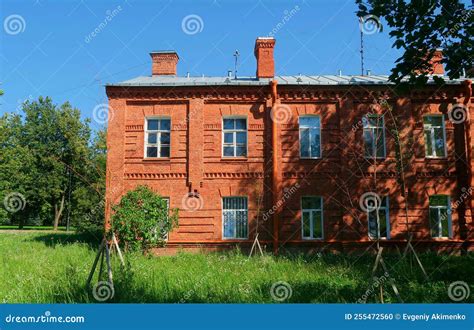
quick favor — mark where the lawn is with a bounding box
[0,231,472,303]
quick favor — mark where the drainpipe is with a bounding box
[270,80,280,254]
[462,80,473,225]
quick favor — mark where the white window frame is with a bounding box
[222,196,248,240]
[222,116,248,158]
[301,196,324,240]
[423,115,447,159]
[367,196,391,240]
[144,117,171,158]
[299,115,322,159]
[363,114,386,159]
[429,195,452,238]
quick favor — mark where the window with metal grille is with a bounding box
[368,196,390,239]
[222,118,247,157]
[222,197,248,239]
[423,115,447,158]
[363,115,386,158]
[429,195,452,238]
[145,118,171,158]
[301,196,323,239]
[299,116,321,158]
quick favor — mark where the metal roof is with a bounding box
[106,74,465,87]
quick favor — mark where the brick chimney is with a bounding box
[254,37,275,79]
[150,51,179,76]
[428,49,444,75]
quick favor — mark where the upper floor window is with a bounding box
[301,196,323,239]
[145,118,170,158]
[299,116,321,158]
[222,197,248,239]
[223,117,247,157]
[423,115,446,158]
[368,196,390,239]
[363,115,386,158]
[429,195,452,238]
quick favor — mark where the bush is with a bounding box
[111,185,178,252]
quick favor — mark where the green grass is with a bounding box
[0,231,472,303]
[0,225,71,231]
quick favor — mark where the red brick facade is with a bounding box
[105,38,473,253]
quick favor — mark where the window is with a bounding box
[222,197,248,239]
[222,118,247,157]
[368,196,390,239]
[363,115,386,158]
[429,195,452,238]
[145,118,170,158]
[301,196,323,239]
[423,115,446,158]
[299,116,321,158]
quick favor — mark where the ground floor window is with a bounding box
[368,196,390,239]
[301,196,323,239]
[429,195,452,238]
[222,197,248,239]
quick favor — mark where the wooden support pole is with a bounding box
[86,239,105,286]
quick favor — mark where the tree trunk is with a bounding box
[53,194,65,231]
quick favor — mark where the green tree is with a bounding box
[112,185,179,252]
[71,128,107,237]
[356,0,473,84]
[19,97,91,229]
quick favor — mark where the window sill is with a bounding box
[143,157,171,162]
[302,237,324,241]
[425,157,448,160]
[220,157,248,162]
[300,157,322,160]
[222,237,249,241]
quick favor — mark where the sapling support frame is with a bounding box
[86,233,124,288]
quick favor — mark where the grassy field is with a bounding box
[0,231,472,303]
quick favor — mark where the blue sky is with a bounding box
[1,0,403,130]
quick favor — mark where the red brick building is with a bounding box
[105,37,473,253]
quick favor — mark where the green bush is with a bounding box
[111,185,178,252]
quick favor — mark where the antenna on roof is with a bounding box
[233,50,240,80]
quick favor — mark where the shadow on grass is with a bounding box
[29,232,100,248]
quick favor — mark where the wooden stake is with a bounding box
[86,239,105,286]
[112,234,125,266]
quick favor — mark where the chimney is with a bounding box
[150,51,179,76]
[254,37,275,79]
[429,49,444,75]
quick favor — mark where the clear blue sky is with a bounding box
[1,0,403,131]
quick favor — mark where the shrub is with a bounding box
[111,185,178,252]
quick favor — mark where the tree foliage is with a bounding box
[0,96,106,238]
[356,0,473,85]
[112,185,179,252]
